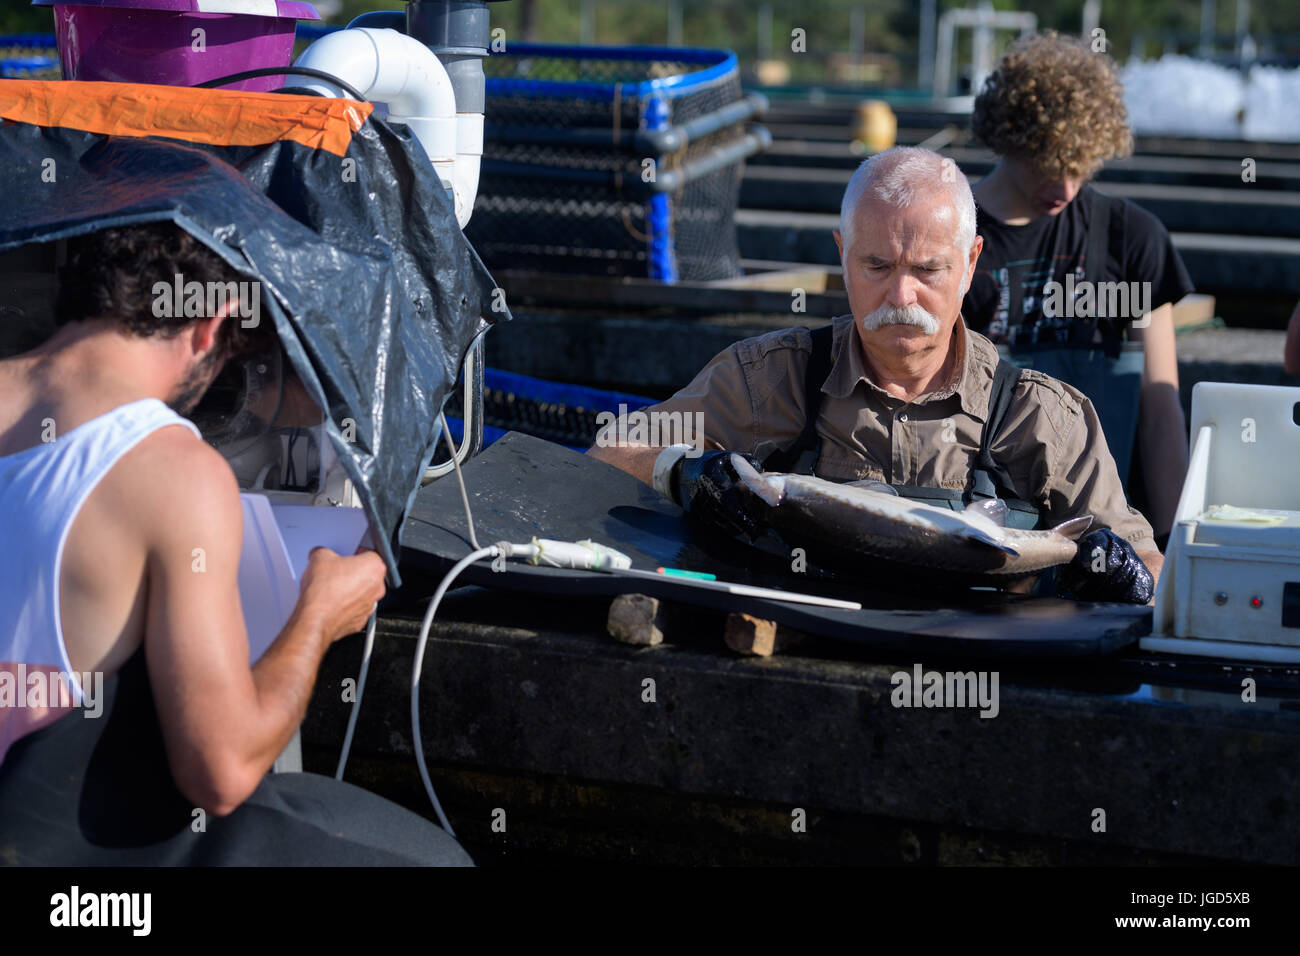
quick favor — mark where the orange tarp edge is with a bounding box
[0,80,373,157]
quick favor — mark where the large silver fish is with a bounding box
[731,454,1092,581]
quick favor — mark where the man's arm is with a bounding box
[1029,377,1163,600]
[1131,302,1189,538]
[586,347,740,486]
[586,440,660,486]
[137,432,384,815]
[589,428,768,537]
[586,329,812,487]
[1137,547,1164,584]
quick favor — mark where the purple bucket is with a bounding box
[33,0,321,93]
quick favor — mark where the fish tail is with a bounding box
[1051,516,1094,541]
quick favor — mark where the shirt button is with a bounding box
[898,412,909,423]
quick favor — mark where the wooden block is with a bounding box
[724,612,780,657]
[606,593,665,647]
[706,265,836,293]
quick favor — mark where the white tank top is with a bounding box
[0,398,199,766]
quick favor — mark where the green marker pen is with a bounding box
[656,567,717,581]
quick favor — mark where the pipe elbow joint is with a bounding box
[294,26,484,229]
[294,29,457,158]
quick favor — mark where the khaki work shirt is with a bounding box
[639,314,1155,550]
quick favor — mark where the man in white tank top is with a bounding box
[0,222,469,864]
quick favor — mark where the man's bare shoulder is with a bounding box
[118,423,236,489]
[109,424,242,545]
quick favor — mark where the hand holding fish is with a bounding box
[1053,529,1155,605]
[672,450,766,540]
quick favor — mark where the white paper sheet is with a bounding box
[237,495,371,663]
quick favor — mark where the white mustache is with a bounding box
[861,303,941,335]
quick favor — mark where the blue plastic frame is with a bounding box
[0,34,58,48]
[482,43,740,282]
[486,42,738,102]
[643,94,674,281]
[1,57,57,77]
[0,36,59,78]
[445,367,656,452]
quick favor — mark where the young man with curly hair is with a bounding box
[964,31,1193,548]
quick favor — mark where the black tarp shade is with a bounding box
[0,84,508,584]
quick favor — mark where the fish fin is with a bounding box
[963,497,1008,527]
[730,453,784,507]
[954,522,1020,556]
[1051,515,1094,541]
[847,479,899,495]
[912,502,1019,555]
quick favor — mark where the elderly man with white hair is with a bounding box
[588,146,1162,602]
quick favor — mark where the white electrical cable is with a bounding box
[334,610,377,781]
[412,545,499,838]
[340,410,632,836]
[408,413,497,836]
[410,533,629,836]
[335,413,476,788]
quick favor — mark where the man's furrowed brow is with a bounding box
[903,252,953,269]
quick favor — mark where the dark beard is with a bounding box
[167,349,224,415]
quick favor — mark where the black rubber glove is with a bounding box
[1055,528,1155,604]
[673,450,765,540]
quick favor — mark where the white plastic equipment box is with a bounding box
[1148,382,1300,662]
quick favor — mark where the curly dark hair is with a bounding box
[972,31,1134,180]
[54,222,276,361]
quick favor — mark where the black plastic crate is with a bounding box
[467,43,769,282]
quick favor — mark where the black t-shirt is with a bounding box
[963,184,1194,347]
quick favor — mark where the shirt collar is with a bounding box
[821,313,997,421]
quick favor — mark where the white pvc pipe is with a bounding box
[453,112,482,228]
[295,27,479,223]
